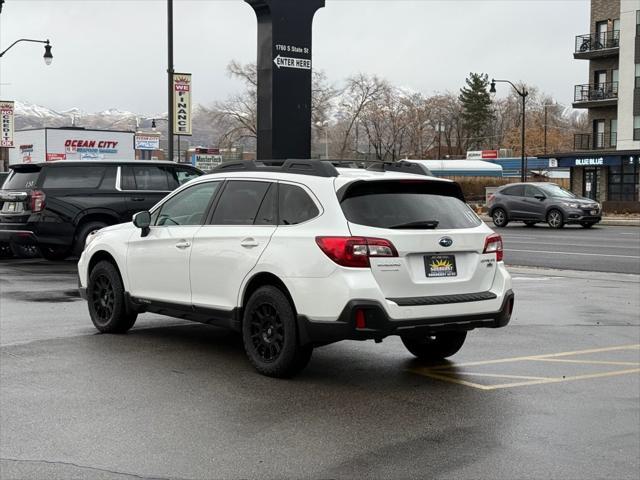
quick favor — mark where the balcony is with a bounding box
[574,133,617,151]
[574,31,619,59]
[572,82,618,108]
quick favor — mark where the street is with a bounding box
[500,224,640,274]
[1,229,639,480]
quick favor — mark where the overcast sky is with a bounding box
[0,0,589,114]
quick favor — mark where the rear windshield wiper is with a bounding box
[389,220,439,229]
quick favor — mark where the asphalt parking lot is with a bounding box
[498,224,640,274]
[1,254,639,480]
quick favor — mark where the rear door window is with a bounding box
[210,181,272,225]
[121,165,171,191]
[279,183,319,225]
[524,185,543,197]
[501,185,525,196]
[3,168,41,189]
[42,166,106,188]
[340,180,480,230]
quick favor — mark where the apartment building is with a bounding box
[545,0,640,211]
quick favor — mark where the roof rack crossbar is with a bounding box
[366,160,433,176]
[211,159,339,178]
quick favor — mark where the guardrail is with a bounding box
[574,82,618,103]
[575,31,619,53]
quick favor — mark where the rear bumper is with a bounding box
[0,221,71,246]
[297,290,514,346]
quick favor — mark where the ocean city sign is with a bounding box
[245,0,325,160]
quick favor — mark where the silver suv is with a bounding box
[488,182,601,229]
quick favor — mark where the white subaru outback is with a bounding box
[78,160,513,378]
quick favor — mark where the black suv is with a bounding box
[487,182,602,229]
[0,160,202,260]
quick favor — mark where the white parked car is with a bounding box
[78,160,514,377]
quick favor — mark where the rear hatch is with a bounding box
[338,179,497,298]
[0,165,42,221]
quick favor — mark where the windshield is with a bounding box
[3,168,41,190]
[539,184,576,199]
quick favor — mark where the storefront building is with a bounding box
[541,0,640,212]
[548,151,639,211]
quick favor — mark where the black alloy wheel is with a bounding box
[492,208,508,228]
[87,260,137,333]
[249,303,285,363]
[242,285,312,377]
[91,274,115,325]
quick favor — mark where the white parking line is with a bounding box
[507,249,640,259]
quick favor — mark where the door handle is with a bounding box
[131,197,145,202]
[240,237,259,248]
[175,241,191,249]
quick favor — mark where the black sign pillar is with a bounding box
[246,0,325,160]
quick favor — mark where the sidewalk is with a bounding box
[480,215,640,227]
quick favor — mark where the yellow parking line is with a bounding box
[452,372,551,381]
[428,344,640,370]
[483,368,640,391]
[410,344,640,390]
[531,358,640,367]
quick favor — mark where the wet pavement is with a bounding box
[1,259,639,480]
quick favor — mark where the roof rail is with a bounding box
[211,159,339,178]
[366,160,433,176]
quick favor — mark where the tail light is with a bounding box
[30,190,46,212]
[483,233,503,262]
[315,236,398,268]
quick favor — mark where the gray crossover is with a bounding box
[487,182,601,229]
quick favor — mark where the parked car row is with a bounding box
[0,160,202,260]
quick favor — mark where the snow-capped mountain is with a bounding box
[11,101,226,148]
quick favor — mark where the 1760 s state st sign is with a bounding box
[245,0,325,160]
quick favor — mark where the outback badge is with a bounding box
[439,236,453,247]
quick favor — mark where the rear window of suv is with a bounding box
[42,166,107,188]
[3,168,41,190]
[340,180,480,230]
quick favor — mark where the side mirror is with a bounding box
[534,194,546,201]
[133,211,151,237]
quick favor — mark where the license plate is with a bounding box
[590,210,597,215]
[425,254,457,277]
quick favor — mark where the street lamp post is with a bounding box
[0,38,53,65]
[490,79,528,182]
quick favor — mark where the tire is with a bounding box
[546,209,565,229]
[242,285,312,378]
[580,222,596,229]
[73,221,108,257]
[492,208,509,228]
[87,260,137,333]
[38,245,71,261]
[401,331,467,361]
[10,243,40,259]
[524,221,536,227]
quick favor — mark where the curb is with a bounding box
[480,215,640,227]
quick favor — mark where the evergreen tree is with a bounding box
[458,73,494,150]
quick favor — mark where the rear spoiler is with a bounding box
[336,178,465,203]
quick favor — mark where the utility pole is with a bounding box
[167,0,174,162]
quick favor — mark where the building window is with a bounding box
[635,116,640,141]
[637,11,640,36]
[636,64,640,88]
[608,159,639,202]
